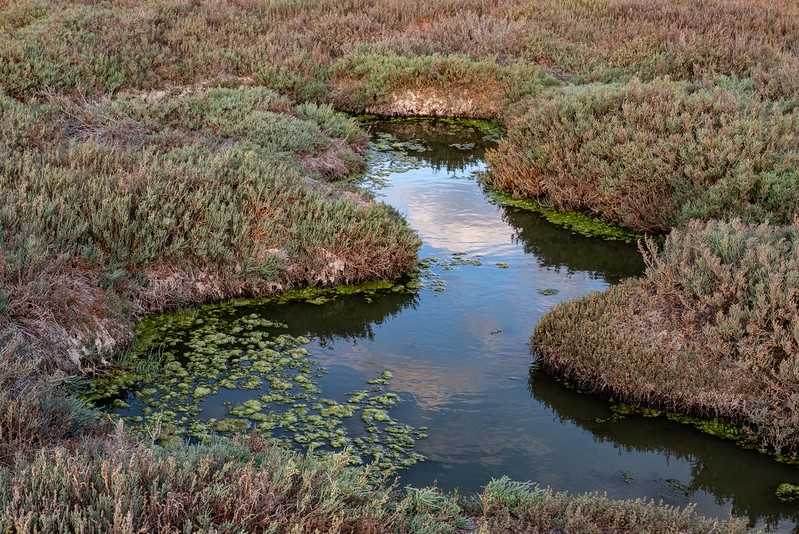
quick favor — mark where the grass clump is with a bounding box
[477,488,746,533]
[480,476,546,514]
[486,78,799,233]
[0,87,418,373]
[327,52,558,117]
[534,219,799,456]
[0,435,402,532]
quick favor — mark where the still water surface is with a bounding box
[117,119,799,531]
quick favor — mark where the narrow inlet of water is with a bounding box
[96,118,799,532]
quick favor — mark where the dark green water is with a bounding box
[102,119,799,531]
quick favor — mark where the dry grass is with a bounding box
[476,479,747,533]
[0,330,104,465]
[0,425,748,533]
[0,434,399,533]
[3,0,799,113]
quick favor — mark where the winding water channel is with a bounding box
[102,119,799,531]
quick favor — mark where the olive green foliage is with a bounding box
[487,79,799,233]
[328,53,557,114]
[480,476,546,514]
[0,436,406,533]
[534,219,799,456]
[330,53,495,108]
[0,432,747,533]
[488,190,640,242]
[0,87,418,372]
[1,88,368,265]
[775,483,799,503]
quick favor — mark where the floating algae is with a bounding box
[595,401,748,444]
[444,252,482,269]
[88,296,425,473]
[359,132,428,190]
[536,288,558,295]
[414,252,483,293]
[486,189,642,243]
[775,483,799,503]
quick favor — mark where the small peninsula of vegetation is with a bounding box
[2,0,798,530]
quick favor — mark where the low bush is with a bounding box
[0,435,401,533]
[478,488,747,533]
[486,78,799,233]
[327,52,559,117]
[0,87,419,372]
[534,219,799,455]
[0,428,748,533]
[328,52,502,110]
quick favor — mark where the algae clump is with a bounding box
[775,483,799,502]
[88,286,426,473]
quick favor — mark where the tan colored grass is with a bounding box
[534,219,799,454]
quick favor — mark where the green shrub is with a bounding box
[479,490,746,533]
[331,53,498,102]
[0,430,746,533]
[0,436,397,532]
[481,476,545,514]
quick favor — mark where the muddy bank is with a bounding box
[362,85,502,118]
